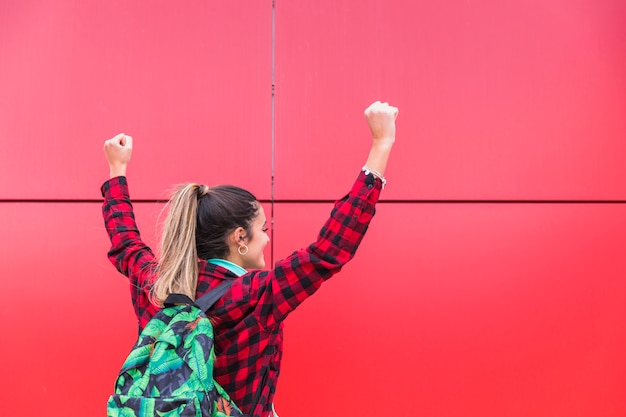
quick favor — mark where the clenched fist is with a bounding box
[362,101,398,183]
[364,101,398,144]
[104,133,133,178]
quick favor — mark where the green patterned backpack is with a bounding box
[107,281,245,417]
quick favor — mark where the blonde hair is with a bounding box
[151,183,209,306]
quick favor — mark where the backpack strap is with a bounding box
[193,279,234,312]
[163,293,195,307]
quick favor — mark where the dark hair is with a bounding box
[151,183,259,306]
[196,185,259,260]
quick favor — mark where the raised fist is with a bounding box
[364,101,398,143]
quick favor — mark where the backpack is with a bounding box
[107,280,245,417]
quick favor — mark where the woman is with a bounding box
[102,100,398,417]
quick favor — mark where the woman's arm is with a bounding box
[248,101,398,329]
[102,133,159,327]
[363,100,398,179]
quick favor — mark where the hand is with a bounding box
[362,101,398,180]
[103,133,133,178]
[364,101,398,145]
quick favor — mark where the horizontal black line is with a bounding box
[380,200,626,204]
[1,199,625,204]
[276,199,626,204]
[0,199,168,204]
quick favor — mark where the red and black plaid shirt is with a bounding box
[102,171,381,417]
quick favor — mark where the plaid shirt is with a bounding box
[102,171,382,417]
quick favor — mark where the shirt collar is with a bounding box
[207,258,247,277]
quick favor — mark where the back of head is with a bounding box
[151,183,258,306]
[195,185,259,260]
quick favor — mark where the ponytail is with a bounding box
[151,183,209,306]
[150,182,259,307]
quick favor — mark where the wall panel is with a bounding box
[0,1,272,200]
[0,202,140,416]
[0,200,271,416]
[271,201,626,417]
[274,0,626,200]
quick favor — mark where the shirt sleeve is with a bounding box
[250,171,382,329]
[101,176,157,325]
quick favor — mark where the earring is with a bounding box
[238,245,249,255]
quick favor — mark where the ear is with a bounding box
[229,226,247,245]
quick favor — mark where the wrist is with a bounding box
[362,166,387,189]
[371,138,395,149]
[109,165,127,178]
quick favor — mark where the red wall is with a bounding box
[1,1,625,416]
